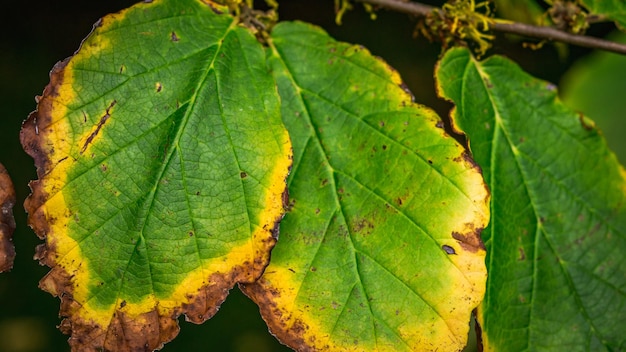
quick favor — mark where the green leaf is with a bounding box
[20,1,291,350]
[579,0,626,30]
[436,47,626,351]
[560,31,626,165]
[0,163,16,273]
[242,22,490,351]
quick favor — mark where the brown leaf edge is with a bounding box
[241,280,316,351]
[0,163,16,273]
[21,36,288,352]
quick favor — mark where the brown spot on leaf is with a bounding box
[452,225,485,253]
[352,217,374,235]
[0,164,16,272]
[170,31,179,42]
[81,100,117,154]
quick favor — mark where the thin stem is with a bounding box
[354,0,626,55]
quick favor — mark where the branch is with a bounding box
[354,0,626,55]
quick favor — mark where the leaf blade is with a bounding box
[243,22,489,351]
[436,47,626,351]
[21,1,291,350]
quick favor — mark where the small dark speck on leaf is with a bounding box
[379,121,385,127]
[436,120,444,129]
[171,31,179,42]
[315,208,320,214]
[189,231,194,237]
[240,171,247,178]
[442,245,456,255]
[100,164,107,172]
[120,300,127,308]
[310,267,317,272]
[196,191,200,196]
[288,268,295,273]
[382,145,387,150]
[156,82,162,93]
[428,159,433,164]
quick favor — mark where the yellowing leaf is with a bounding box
[242,22,490,351]
[20,1,291,350]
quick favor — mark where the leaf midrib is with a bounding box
[272,38,465,348]
[92,21,238,316]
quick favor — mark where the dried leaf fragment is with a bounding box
[0,163,16,273]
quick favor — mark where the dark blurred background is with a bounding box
[0,1,623,351]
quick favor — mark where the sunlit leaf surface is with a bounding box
[20,1,291,350]
[242,22,490,352]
